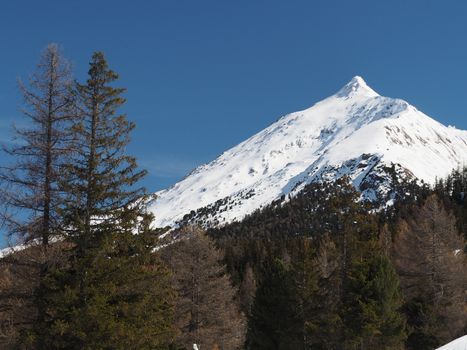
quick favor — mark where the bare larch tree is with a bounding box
[163,226,246,350]
[0,44,74,346]
[392,194,467,343]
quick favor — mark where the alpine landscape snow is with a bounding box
[151,76,467,228]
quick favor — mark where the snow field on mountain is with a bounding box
[151,76,467,228]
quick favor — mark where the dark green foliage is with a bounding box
[60,51,147,244]
[27,52,175,349]
[403,298,440,350]
[32,228,175,350]
[434,166,467,242]
[343,254,406,349]
[288,239,319,349]
[247,258,302,350]
[213,178,407,350]
[210,178,376,285]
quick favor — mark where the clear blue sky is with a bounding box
[1,0,467,192]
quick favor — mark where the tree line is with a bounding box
[209,172,467,350]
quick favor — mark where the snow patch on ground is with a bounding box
[437,336,467,350]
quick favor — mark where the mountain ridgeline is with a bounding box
[0,44,466,350]
[151,76,467,229]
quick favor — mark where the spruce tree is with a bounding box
[247,258,302,350]
[30,52,175,349]
[61,51,147,246]
[36,218,175,350]
[343,253,406,350]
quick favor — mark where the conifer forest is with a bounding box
[0,42,466,350]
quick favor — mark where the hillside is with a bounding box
[150,76,467,228]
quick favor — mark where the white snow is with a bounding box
[150,76,467,228]
[0,244,27,258]
[437,335,467,350]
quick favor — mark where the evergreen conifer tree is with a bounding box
[61,51,147,246]
[29,52,175,349]
[247,258,302,350]
[343,253,406,350]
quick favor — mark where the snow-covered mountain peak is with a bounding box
[336,76,379,99]
[150,77,467,228]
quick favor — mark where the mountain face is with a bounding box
[150,76,467,228]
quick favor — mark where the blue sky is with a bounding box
[1,0,467,192]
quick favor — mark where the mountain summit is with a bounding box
[150,77,467,228]
[336,76,379,98]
